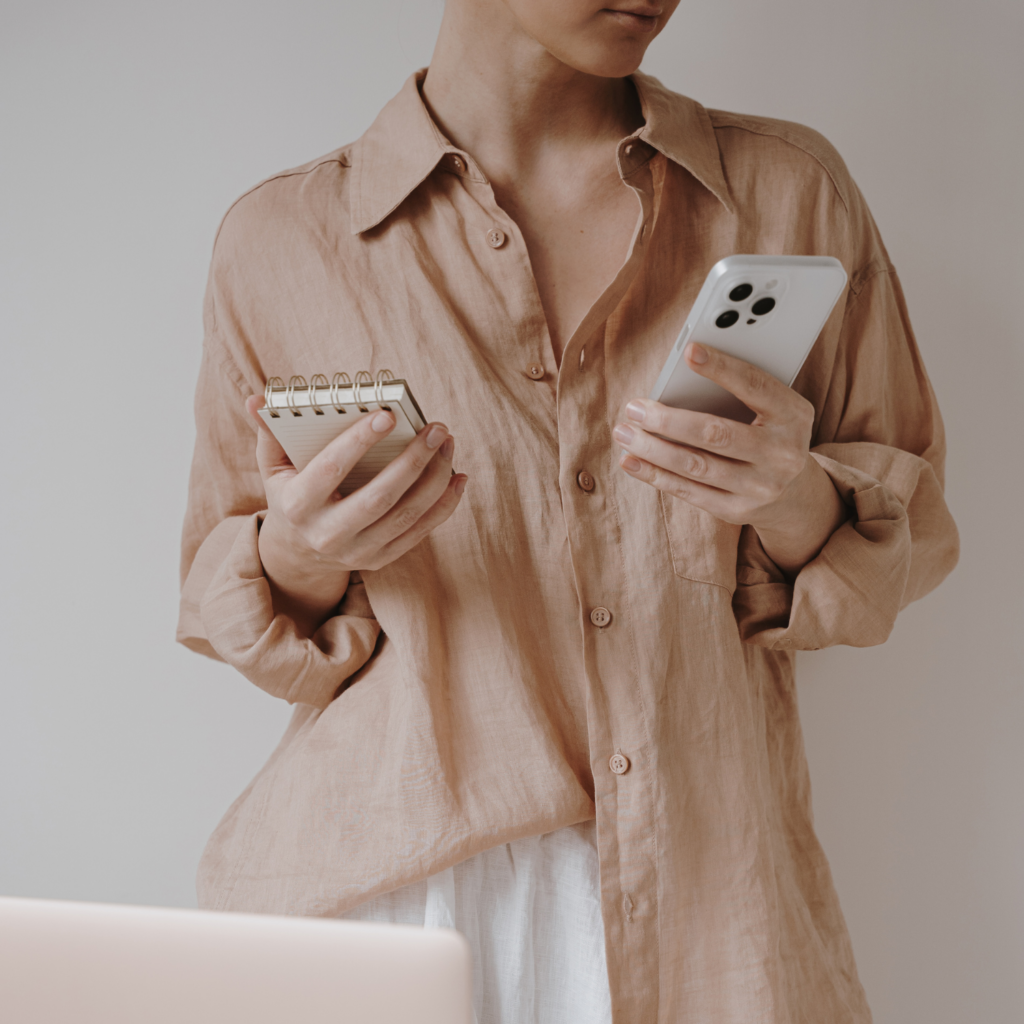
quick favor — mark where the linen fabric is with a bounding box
[178,69,959,1024]
[339,821,612,1024]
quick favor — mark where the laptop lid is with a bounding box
[0,896,473,1024]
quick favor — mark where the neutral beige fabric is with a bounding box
[178,70,958,1024]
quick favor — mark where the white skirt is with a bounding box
[339,821,613,1024]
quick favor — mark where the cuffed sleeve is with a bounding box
[184,513,380,708]
[733,443,958,649]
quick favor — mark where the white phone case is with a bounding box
[649,255,848,422]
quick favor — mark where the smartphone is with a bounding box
[649,255,848,422]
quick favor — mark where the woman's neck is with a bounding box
[422,1,643,185]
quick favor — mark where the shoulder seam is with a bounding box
[708,112,850,213]
[211,156,351,252]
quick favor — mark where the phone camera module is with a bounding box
[715,310,740,328]
[728,283,753,302]
[751,297,776,316]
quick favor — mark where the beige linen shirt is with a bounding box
[179,70,958,1024]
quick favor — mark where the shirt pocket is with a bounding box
[658,490,742,593]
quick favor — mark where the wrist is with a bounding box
[751,456,848,577]
[258,513,351,632]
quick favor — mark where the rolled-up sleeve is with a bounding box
[177,250,380,709]
[733,260,960,650]
[183,513,380,708]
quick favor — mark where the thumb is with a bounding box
[245,394,295,480]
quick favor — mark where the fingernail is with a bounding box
[371,411,394,432]
[454,475,468,496]
[625,401,646,423]
[686,342,708,364]
[621,455,642,473]
[440,436,454,459]
[613,424,634,445]
[426,423,447,448]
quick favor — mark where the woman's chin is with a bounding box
[548,40,649,79]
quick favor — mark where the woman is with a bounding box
[178,1,958,1021]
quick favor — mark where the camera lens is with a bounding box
[729,283,753,302]
[751,297,776,316]
[715,310,740,328]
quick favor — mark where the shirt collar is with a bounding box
[348,70,456,235]
[348,68,733,235]
[630,71,733,213]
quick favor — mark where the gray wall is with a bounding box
[1,2,1020,1022]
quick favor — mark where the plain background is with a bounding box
[1,1,1021,1021]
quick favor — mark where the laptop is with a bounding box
[0,896,473,1024]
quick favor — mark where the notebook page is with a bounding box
[258,394,422,495]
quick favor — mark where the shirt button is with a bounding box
[527,364,545,380]
[590,606,612,628]
[577,470,595,492]
[451,155,464,172]
[609,752,630,775]
[486,228,506,248]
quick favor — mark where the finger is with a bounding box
[344,421,454,529]
[352,435,457,548]
[288,408,398,509]
[613,422,750,494]
[622,400,758,462]
[245,394,296,481]
[619,452,746,522]
[684,342,798,419]
[372,473,468,566]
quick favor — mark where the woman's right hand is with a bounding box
[245,396,467,635]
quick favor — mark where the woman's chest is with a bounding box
[491,171,644,362]
[237,166,760,495]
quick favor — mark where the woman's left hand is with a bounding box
[613,342,848,576]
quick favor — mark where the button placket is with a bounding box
[549,154,660,1016]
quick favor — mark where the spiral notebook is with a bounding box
[259,370,427,496]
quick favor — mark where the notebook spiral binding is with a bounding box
[264,369,396,419]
